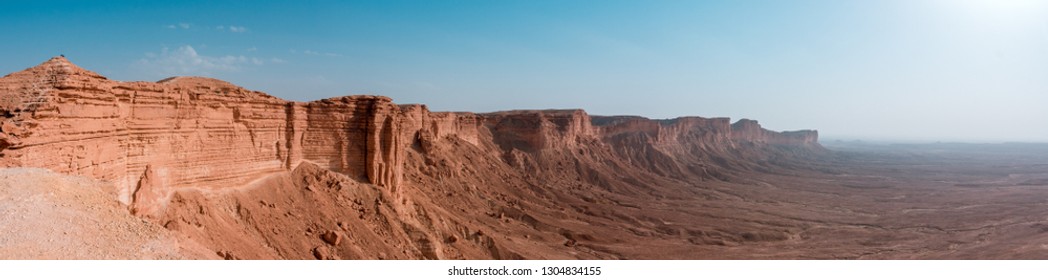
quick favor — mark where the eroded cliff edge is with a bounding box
[0,57,817,196]
[0,57,822,259]
[0,58,410,207]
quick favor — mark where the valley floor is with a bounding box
[4,142,1048,259]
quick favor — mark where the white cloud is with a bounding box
[302,50,344,57]
[136,45,280,76]
[166,23,191,30]
[215,25,247,33]
[247,47,257,52]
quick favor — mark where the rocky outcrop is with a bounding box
[285,95,403,188]
[483,109,596,153]
[0,57,408,206]
[731,119,819,146]
[0,57,821,217]
[480,111,820,180]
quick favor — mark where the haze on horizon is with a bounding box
[2,0,1046,143]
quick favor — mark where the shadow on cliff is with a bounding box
[0,57,833,260]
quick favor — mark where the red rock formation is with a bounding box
[0,58,413,208]
[731,118,818,146]
[0,56,820,196]
[484,109,596,153]
[1,58,824,259]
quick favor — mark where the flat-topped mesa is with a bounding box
[593,116,733,142]
[477,111,821,178]
[731,119,819,146]
[776,130,820,145]
[591,115,818,148]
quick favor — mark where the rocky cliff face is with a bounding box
[0,57,820,202]
[0,57,823,259]
[0,58,407,212]
[731,119,818,146]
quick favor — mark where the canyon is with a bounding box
[3,57,1048,259]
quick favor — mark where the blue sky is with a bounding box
[2,0,1047,142]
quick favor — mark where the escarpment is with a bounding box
[0,58,818,196]
[1,57,825,259]
[0,58,409,206]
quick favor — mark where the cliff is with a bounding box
[0,56,821,221]
[731,118,819,146]
[0,57,405,212]
[0,58,821,259]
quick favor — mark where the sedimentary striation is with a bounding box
[0,57,817,206]
[0,57,824,259]
[0,58,411,212]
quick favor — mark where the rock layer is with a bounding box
[0,58,411,206]
[0,57,819,209]
[0,57,823,259]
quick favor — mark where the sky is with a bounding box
[2,0,1047,142]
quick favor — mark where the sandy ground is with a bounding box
[0,168,214,259]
